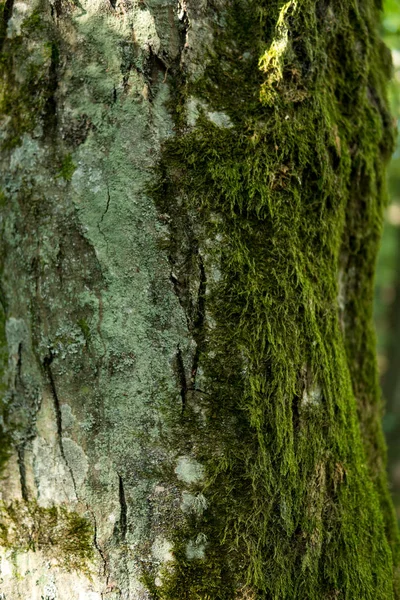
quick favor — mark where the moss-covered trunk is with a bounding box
[0,0,399,598]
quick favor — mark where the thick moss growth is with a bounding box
[0,501,94,572]
[152,0,400,598]
[57,153,77,181]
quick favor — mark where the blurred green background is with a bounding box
[376,0,400,520]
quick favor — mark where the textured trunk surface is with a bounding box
[0,0,399,598]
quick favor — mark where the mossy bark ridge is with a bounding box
[0,0,398,598]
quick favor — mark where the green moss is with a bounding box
[151,0,400,597]
[149,536,237,600]
[21,9,44,34]
[77,318,91,345]
[57,153,77,182]
[0,500,94,573]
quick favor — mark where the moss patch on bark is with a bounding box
[150,0,400,597]
[0,500,94,573]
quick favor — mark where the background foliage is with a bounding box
[375,0,400,519]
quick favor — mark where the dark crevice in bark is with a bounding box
[16,341,22,381]
[50,0,63,19]
[118,473,128,540]
[109,0,117,9]
[167,224,207,407]
[42,41,59,136]
[100,187,111,224]
[174,253,207,410]
[43,350,78,498]
[0,284,8,314]
[291,393,301,433]
[17,445,28,501]
[144,47,169,100]
[177,2,189,62]
[43,351,63,447]
[176,345,187,412]
[56,241,64,285]
[98,186,111,254]
[90,506,109,581]
[0,0,14,52]
[122,73,130,94]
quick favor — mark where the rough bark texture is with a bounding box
[0,0,399,598]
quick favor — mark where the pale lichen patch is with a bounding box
[302,383,322,408]
[185,533,207,560]
[151,537,174,564]
[186,97,233,129]
[133,8,161,54]
[207,111,233,129]
[7,2,33,38]
[180,491,208,515]
[174,456,205,485]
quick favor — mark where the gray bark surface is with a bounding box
[0,0,201,597]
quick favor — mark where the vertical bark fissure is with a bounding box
[17,445,28,502]
[117,473,128,541]
[42,352,63,448]
[42,350,78,499]
[176,344,187,412]
[0,0,14,51]
[89,505,109,582]
[97,185,111,255]
[43,41,59,136]
[177,0,189,63]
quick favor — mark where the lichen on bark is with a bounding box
[0,0,190,596]
[0,0,399,598]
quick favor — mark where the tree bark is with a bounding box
[0,0,399,598]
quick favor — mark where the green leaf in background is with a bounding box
[376,0,400,521]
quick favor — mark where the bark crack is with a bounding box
[88,505,110,584]
[173,253,207,411]
[0,0,14,52]
[17,445,28,502]
[98,186,111,255]
[118,473,128,540]
[170,241,207,411]
[177,0,189,64]
[43,350,78,500]
[43,41,59,136]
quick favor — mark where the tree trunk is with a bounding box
[0,0,399,598]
